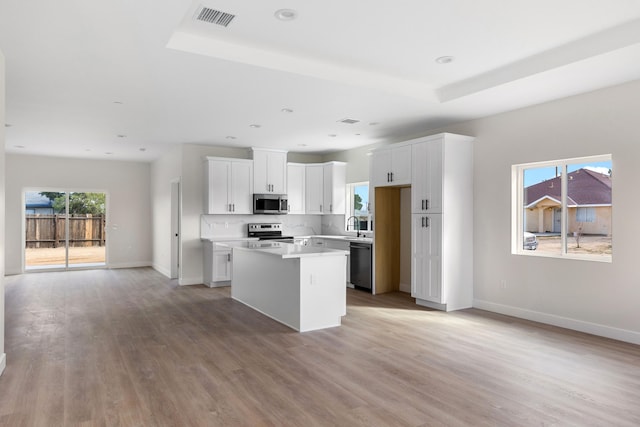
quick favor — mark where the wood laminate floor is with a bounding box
[1,268,639,426]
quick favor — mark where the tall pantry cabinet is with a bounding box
[411,133,474,311]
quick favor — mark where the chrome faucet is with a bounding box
[346,216,361,237]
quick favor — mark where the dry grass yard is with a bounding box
[536,234,612,255]
[25,246,106,266]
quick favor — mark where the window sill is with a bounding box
[513,250,612,263]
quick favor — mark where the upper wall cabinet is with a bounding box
[304,162,347,214]
[323,162,347,215]
[370,144,412,187]
[252,148,287,194]
[204,157,253,214]
[287,163,306,214]
[411,133,473,215]
[305,164,324,214]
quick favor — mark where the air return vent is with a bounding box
[338,118,360,125]
[196,7,236,27]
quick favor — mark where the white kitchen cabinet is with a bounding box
[204,157,253,214]
[411,214,442,303]
[252,148,287,194]
[287,163,306,214]
[323,162,346,215]
[309,237,351,284]
[412,139,442,213]
[304,162,347,215]
[203,241,232,287]
[410,133,474,311]
[370,144,412,187]
[305,164,324,214]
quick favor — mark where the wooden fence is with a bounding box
[25,214,106,248]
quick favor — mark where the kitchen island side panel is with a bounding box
[231,250,301,330]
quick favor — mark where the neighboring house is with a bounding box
[524,168,611,235]
[24,192,54,215]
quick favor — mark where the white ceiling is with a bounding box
[2,0,640,162]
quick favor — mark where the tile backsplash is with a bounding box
[200,214,322,239]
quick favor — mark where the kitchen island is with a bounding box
[220,241,348,332]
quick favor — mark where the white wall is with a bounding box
[0,50,6,375]
[324,79,640,343]
[437,80,640,343]
[5,154,152,274]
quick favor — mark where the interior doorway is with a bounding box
[24,190,107,270]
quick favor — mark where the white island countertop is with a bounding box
[216,241,348,259]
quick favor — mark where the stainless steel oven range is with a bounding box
[247,223,294,243]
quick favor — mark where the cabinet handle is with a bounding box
[387,172,390,182]
[232,204,235,212]
[330,204,333,212]
[421,217,425,227]
[426,217,430,228]
[390,172,394,182]
[320,204,323,212]
[421,199,425,210]
[228,204,232,212]
[227,253,231,262]
[426,200,429,210]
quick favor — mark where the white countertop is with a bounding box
[216,240,348,259]
[295,235,373,244]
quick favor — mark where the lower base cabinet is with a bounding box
[411,214,442,304]
[203,241,232,287]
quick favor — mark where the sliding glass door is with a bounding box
[25,190,107,270]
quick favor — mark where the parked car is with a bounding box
[524,232,538,250]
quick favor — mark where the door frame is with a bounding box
[170,178,182,280]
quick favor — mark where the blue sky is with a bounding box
[524,160,612,187]
[354,184,369,214]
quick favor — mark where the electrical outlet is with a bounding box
[500,279,507,289]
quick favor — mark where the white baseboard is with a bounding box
[179,276,203,286]
[399,282,411,293]
[152,264,171,278]
[474,299,640,345]
[109,261,152,269]
[0,353,5,377]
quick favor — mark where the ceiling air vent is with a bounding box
[338,118,360,124]
[196,7,236,27]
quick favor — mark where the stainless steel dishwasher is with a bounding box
[350,242,372,292]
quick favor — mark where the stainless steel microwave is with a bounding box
[253,194,288,215]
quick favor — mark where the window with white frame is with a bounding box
[512,154,612,261]
[345,182,371,233]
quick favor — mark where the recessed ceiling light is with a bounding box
[274,9,297,21]
[338,118,360,124]
[105,152,113,155]
[249,124,261,128]
[113,101,123,104]
[5,123,12,127]
[226,136,237,140]
[435,56,455,64]
[14,145,25,148]
[298,143,307,147]
[281,108,293,113]
[85,149,92,152]
[369,122,379,126]
[117,134,127,138]
[328,134,337,138]
[139,148,146,152]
